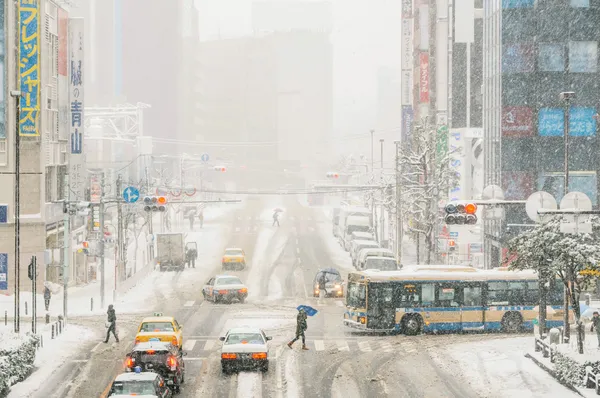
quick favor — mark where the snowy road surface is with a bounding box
[10,197,577,398]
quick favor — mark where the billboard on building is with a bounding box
[401,6,413,108]
[538,107,596,136]
[502,44,534,74]
[419,53,429,103]
[69,18,87,200]
[19,0,41,136]
[448,129,468,201]
[401,106,414,143]
[502,106,533,137]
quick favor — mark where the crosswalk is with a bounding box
[180,337,418,357]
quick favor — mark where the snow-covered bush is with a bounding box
[553,351,600,387]
[0,331,38,397]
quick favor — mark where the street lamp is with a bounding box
[560,91,575,196]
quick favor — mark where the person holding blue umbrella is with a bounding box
[288,308,309,350]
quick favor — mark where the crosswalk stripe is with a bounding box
[358,341,371,352]
[379,342,393,353]
[314,340,325,351]
[184,301,195,307]
[401,342,417,353]
[336,340,350,352]
[183,340,197,351]
[203,340,217,351]
[335,300,344,307]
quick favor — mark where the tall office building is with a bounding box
[483,0,600,268]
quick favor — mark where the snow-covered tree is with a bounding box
[506,217,600,354]
[399,119,458,264]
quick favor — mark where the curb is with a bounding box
[524,353,584,396]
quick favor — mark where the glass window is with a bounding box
[488,281,510,305]
[571,0,589,7]
[422,283,435,305]
[399,284,420,307]
[548,280,565,305]
[537,172,598,206]
[347,282,366,308]
[217,277,243,285]
[569,41,598,73]
[140,322,174,332]
[463,286,482,307]
[502,0,534,8]
[502,172,534,200]
[225,333,264,345]
[538,43,564,72]
[436,284,460,307]
[502,44,534,74]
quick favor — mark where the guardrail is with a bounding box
[534,337,557,363]
[585,366,600,394]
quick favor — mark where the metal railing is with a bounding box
[534,337,557,363]
[585,366,600,395]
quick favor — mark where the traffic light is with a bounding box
[326,172,339,178]
[444,202,477,225]
[143,196,168,212]
[214,165,227,172]
[82,241,89,255]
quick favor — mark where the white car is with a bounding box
[220,327,272,373]
[202,275,249,304]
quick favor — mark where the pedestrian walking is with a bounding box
[287,308,309,350]
[273,211,280,227]
[104,304,120,343]
[591,311,600,347]
[198,211,204,229]
[185,248,197,268]
[43,285,51,311]
[188,212,195,231]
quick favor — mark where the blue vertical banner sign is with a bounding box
[0,253,7,290]
[401,106,414,143]
[18,0,41,136]
[69,18,87,200]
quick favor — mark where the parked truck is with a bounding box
[336,206,373,250]
[156,233,185,271]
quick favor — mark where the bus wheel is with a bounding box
[501,312,522,333]
[402,315,422,336]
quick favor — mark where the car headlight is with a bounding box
[334,284,341,289]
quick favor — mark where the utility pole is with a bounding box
[379,139,385,246]
[29,256,36,334]
[145,166,154,259]
[63,186,70,319]
[370,130,374,173]
[394,140,402,264]
[116,174,123,282]
[10,90,21,333]
[100,174,106,309]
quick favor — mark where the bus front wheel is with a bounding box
[402,315,422,336]
[501,312,522,333]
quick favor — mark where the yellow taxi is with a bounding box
[134,313,184,349]
[222,248,246,270]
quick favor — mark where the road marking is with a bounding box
[203,339,217,351]
[358,341,371,352]
[183,357,205,361]
[296,247,300,254]
[184,300,195,307]
[91,342,103,353]
[71,359,88,363]
[228,373,238,398]
[183,339,197,351]
[336,340,350,352]
[380,342,393,353]
[296,238,299,245]
[314,340,325,351]
[401,341,417,353]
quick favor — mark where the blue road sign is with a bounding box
[201,153,209,162]
[449,232,459,238]
[123,186,140,203]
[0,253,7,290]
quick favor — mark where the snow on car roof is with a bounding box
[366,256,397,261]
[350,267,539,282]
[114,372,159,382]
[226,327,263,334]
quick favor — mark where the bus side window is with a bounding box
[436,283,459,307]
[421,283,435,307]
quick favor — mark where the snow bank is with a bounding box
[284,352,301,398]
[236,372,262,398]
[316,223,353,271]
[7,324,96,398]
[0,330,38,396]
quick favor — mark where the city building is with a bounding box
[483,0,600,268]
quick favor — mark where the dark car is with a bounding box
[313,268,344,298]
[125,341,186,393]
[108,367,172,397]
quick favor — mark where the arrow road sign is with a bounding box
[201,153,209,162]
[71,131,82,154]
[123,186,140,203]
[449,232,459,238]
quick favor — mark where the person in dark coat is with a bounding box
[273,212,280,227]
[104,304,119,343]
[188,212,195,230]
[198,211,204,229]
[43,286,51,311]
[186,248,197,268]
[591,312,600,347]
[287,308,309,350]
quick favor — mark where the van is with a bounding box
[356,248,395,269]
[341,216,371,251]
[345,231,375,251]
[363,256,399,271]
[350,240,380,264]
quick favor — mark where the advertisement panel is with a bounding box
[448,129,468,201]
[538,107,596,136]
[502,106,533,137]
[401,70,412,105]
[0,253,6,290]
[502,44,534,74]
[418,5,429,50]
[69,18,87,200]
[536,173,597,206]
[401,106,414,143]
[502,172,534,200]
[502,0,534,8]
[19,0,41,136]
[539,43,564,72]
[569,41,598,73]
[401,19,413,70]
[419,52,429,103]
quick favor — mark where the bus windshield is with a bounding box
[347,282,366,308]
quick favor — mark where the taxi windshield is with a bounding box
[217,277,243,285]
[140,322,174,332]
[225,333,264,345]
[111,380,155,395]
[225,249,243,256]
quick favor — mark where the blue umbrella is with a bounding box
[297,305,318,317]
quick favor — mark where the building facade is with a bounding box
[483,0,600,268]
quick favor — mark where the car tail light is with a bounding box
[146,350,155,355]
[221,353,237,359]
[126,357,134,368]
[168,356,177,370]
[359,316,366,324]
[135,338,140,345]
[171,336,178,346]
[252,352,267,360]
[239,288,248,294]
[218,290,228,294]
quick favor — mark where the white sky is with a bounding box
[194,0,402,149]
